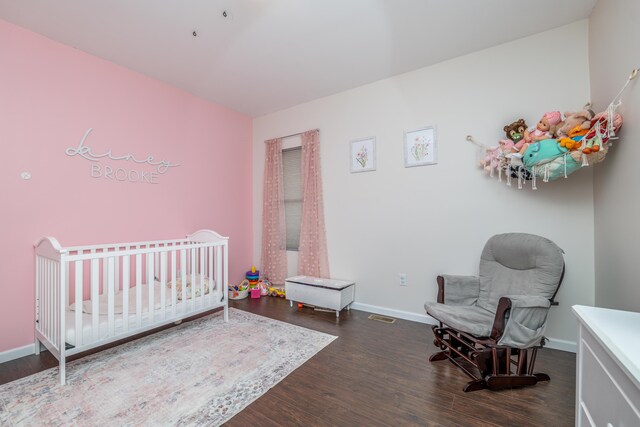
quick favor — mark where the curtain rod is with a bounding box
[265,129,319,142]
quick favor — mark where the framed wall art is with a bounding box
[404,126,437,167]
[350,137,376,173]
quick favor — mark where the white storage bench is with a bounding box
[285,276,355,318]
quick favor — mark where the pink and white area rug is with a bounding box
[0,308,336,426]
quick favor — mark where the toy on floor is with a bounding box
[257,279,271,296]
[228,279,250,300]
[268,286,286,298]
[246,266,259,288]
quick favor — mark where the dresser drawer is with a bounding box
[580,331,640,427]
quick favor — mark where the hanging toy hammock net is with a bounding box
[471,69,638,190]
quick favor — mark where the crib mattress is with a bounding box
[64,292,220,347]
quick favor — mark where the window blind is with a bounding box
[282,147,302,251]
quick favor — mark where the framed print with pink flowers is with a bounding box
[404,126,437,167]
[350,137,376,173]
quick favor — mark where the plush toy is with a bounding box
[503,119,528,152]
[518,111,562,156]
[580,111,623,154]
[257,279,270,296]
[558,136,583,151]
[482,139,515,173]
[555,104,594,139]
[522,139,582,181]
[522,139,568,167]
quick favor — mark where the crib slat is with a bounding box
[48,260,53,344]
[107,257,115,336]
[155,250,160,283]
[64,260,69,344]
[102,252,107,296]
[123,252,130,333]
[191,248,196,310]
[114,252,120,293]
[75,261,83,347]
[181,250,187,310]
[216,246,223,304]
[136,253,142,328]
[148,253,155,323]
[91,258,100,343]
[208,247,214,304]
[51,261,60,348]
[200,247,205,308]
[160,251,167,320]
[40,258,45,339]
[44,258,48,340]
[171,249,177,317]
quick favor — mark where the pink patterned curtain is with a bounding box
[261,138,288,285]
[298,130,330,278]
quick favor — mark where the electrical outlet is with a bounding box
[399,273,407,286]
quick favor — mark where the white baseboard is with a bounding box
[350,302,438,325]
[545,337,576,353]
[0,343,35,364]
[350,302,577,353]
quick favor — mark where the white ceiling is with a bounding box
[0,0,597,117]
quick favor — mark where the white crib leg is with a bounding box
[34,338,41,355]
[59,355,66,385]
[224,305,229,322]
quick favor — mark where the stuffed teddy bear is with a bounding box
[502,119,528,152]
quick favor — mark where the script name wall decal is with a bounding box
[65,128,180,184]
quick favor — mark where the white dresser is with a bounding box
[573,305,640,427]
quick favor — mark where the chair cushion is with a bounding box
[477,233,564,313]
[425,302,495,337]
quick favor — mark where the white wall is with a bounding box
[590,0,640,311]
[253,21,593,344]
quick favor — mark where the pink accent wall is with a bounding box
[0,19,253,352]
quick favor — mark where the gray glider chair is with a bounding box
[425,233,565,392]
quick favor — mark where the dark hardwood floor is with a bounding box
[0,297,576,426]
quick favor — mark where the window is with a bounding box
[282,147,302,251]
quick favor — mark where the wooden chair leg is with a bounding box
[429,351,449,362]
[463,379,487,392]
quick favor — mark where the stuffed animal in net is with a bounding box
[579,111,623,155]
[503,118,528,153]
[481,139,515,174]
[555,104,595,139]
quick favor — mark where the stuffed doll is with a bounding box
[518,111,562,156]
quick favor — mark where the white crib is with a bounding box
[34,229,229,385]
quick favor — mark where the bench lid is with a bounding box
[285,276,354,290]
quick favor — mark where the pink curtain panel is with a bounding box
[298,130,330,278]
[261,138,288,284]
